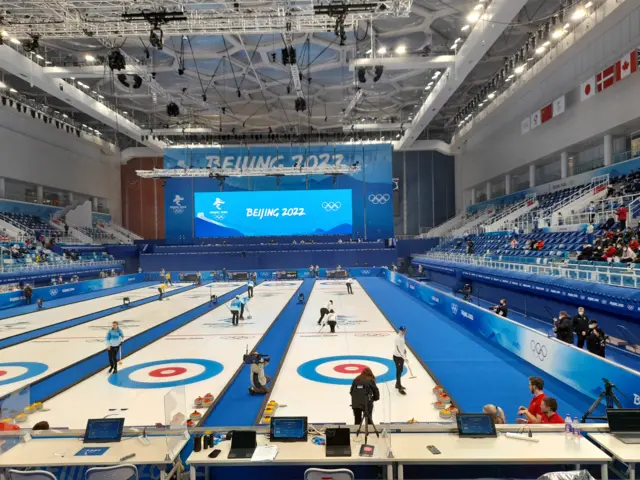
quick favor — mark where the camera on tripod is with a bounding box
[243,351,270,365]
[462,284,472,301]
[351,383,373,410]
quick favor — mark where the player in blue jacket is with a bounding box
[230,296,242,325]
[105,321,124,374]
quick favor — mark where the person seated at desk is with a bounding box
[517,376,546,424]
[483,404,506,424]
[519,397,565,424]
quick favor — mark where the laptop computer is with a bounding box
[227,430,257,459]
[607,409,640,444]
[456,413,497,438]
[83,418,125,443]
[325,427,352,457]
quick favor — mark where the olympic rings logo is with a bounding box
[530,340,548,361]
[368,194,390,204]
[322,202,342,211]
[451,304,458,315]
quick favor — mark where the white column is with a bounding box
[68,192,74,203]
[36,185,43,202]
[505,173,512,195]
[560,152,568,179]
[485,181,491,201]
[92,197,98,211]
[0,178,5,198]
[529,164,536,188]
[604,134,613,166]
[470,187,476,205]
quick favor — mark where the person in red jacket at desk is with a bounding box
[521,397,565,424]
[517,376,546,424]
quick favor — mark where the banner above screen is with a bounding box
[194,190,353,237]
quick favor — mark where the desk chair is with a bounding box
[304,468,354,480]
[85,464,137,480]
[8,470,57,480]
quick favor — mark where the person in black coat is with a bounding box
[586,320,607,358]
[553,311,574,344]
[573,307,590,349]
[350,367,380,426]
[492,299,508,317]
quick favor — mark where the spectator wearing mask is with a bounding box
[492,299,508,317]
[621,245,637,263]
[553,311,574,344]
[483,404,506,424]
[573,307,590,349]
[616,204,628,230]
[578,243,594,261]
[587,320,607,358]
[517,376,546,424]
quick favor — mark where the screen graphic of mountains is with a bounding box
[195,214,352,238]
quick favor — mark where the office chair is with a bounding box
[8,470,57,480]
[304,468,355,480]
[85,464,138,480]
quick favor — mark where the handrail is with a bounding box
[414,252,640,289]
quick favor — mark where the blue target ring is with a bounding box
[297,355,405,385]
[109,358,223,389]
[0,362,48,386]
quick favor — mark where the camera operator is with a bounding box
[350,367,380,426]
[457,283,472,302]
[573,307,590,349]
[248,354,271,395]
[492,299,508,317]
[553,311,574,344]
[586,319,607,358]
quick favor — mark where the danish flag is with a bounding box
[616,49,638,81]
[596,64,616,92]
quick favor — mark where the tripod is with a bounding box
[354,403,380,445]
[582,378,626,422]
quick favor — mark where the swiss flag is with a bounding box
[616,49,638,81]
[597,64,616,92]
[581,76,596,101]
[540,104,553,124]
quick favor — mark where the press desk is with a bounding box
[588,433,639,480]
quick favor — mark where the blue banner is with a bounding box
[384,269,640,408]
[164,144,393,240]
[194,190,353,237]
[0,274,144,310]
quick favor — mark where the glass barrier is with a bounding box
[0,386,31,454]
[164,385,188,461]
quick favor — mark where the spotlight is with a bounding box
[357,67,366,83]
[117,74,130,87]
[166,102,180,117]
[107,50,126,71]
[132,74,142,89]
[373,65,383,82]
[23,34,40,52]
[149,28,163,49]
[202,94,207,101]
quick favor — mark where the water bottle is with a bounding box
[564,415,573,436]
[572,417,581,439]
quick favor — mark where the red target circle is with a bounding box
[333,363,367,374]
[149,367,187,378]
[0,370,6,377]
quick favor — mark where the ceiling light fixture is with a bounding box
[45,61,51,65]
[454,37,462,43]
[85,54,95,62]
[487,92,496,100]
[461,25,470,32]
[35,54,43,60]
[514,65,525,74]
[450,44,458,50]
[552,28,565,39]
[473,3,484,10]
[395,45,406,55]
[572,8,587,21]
[563,23,571,30]
[585,1,593,8]
[467,11,480,23]
[542,41,551,47]
[9,88,17,93]
[378,46,387,54]
[10,38,20,45]
[0,81,6,89]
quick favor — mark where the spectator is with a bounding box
[557,212,564,226]
[23,284,33,305]
[466,240,474,254]
[510,238,518,249]
[483,404,506,424]
[616,204,628,230]
[586,319,607,358]
[553,311,574,344]
[492,299,508,317]
[587,201,596,223]
[578,243,594,261]
[517,376,546,424]
[535,239,545,251]
[573,307,590,349]
[621,245,637,263]
[586,223,595,246]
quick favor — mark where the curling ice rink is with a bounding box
[1,278,450,428]
[266,279,445,424]
[26,281,301,428]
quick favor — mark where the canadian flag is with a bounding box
[597,64,616,92]
[616,49,638,81]
[580,76,596,101]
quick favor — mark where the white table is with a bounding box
[187,433,394,479]
[0,436,186,480]
[589,433,639,480]
[391,432,612,480]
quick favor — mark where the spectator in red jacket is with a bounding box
[535,240,545,251]
[616,204,628,230]
[630,239,639,252]
[603,245,618,261]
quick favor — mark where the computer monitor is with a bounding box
[270,417,308,442]
[456,414,497,438]
[83,418,125,443]
[231,430,257,450]
[326,427,351,446]
[607,409,640,433]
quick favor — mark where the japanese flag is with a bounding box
[580,76,595,101]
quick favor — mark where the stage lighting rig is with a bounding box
[108,50,126,71]
[166,102,180,117]
[295,97,307,112]
[117,73,130,87]
[23,34,40,53]
[132,74,143,89]
[373,65,383,82]
[357,67,366,83]
[149,28,163,49]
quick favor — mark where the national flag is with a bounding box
[521,116,531,135]
[616,49,638,81]
[581,76,596,101]
[540,104,553,124]
[530,111,541,129]
[552,95,565,117]
[596,64,616,92]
